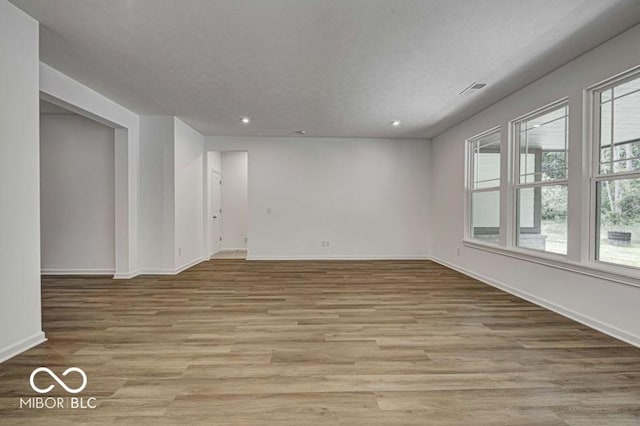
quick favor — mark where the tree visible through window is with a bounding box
[513,102,569,255]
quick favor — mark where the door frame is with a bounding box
[210,170,223,256]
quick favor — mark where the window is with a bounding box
[461,66,640,283]
[467,128,501,244]
[593,73,640,269]
[513,101,569,255]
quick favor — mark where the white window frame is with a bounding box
[464,126,501,246]
[462,66,640,289]
[587,67,640,277]
[510,98,569,258]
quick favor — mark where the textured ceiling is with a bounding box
[11,0,640,138]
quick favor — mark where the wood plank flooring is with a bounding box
[1,260,639,425]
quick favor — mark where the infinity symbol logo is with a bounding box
[29,367,88,394]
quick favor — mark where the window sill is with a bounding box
[462,239,640,289]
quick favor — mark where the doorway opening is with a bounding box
[39,99,117,275]
[207,151,248,260]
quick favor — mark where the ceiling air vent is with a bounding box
[460,82,487,95]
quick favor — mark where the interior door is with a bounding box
[211,171,222,253]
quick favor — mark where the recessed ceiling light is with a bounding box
[294,130,307,135]
[390,120,401,127]
[241,116,251,124]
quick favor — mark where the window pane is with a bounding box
[475,152,500,188]
[519,105,568,183]
[612,143,640,174]
[596,178,640,268]
[471,131,501,189]
[519,153,536,183]
[517,185,567,254]
[599,76,640,175]
[612,90,640,174]
[613,77,640,99]
[471,190,500,244]
[612,89,640,145]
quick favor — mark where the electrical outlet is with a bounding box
[321,241,331,247]
[266,207,272,214]
[456,247,461,255]
[244,237,248,243]
[178,248,182,255]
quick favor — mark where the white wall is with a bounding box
[39,63,140,278]
[430,24,640,345]
[174,118,205,269]
[139,116,207,272]
[0,0,45,361]
[221,151,248,250]
[139,116,175,272]
[40,114,115,273]
[206,137,431,259]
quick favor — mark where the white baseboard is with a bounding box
[247,255,430,260]
[430,256,640,348]
[0,331,47,364]
[220,247,247,252]
[42,268,115,276]
[113,271,140,279]
[135,269,175,275]
[175,256,208,274]
[136,257,209,275]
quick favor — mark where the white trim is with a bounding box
[586,67,640,274]
[135,269,175,276]
[175,256,208,274]
[509,96,569,125]
[113,271,140,279]
[510,99,570,256]
[41,269,115,276]
[137,257,209,275]
[585,85,598,266]
[247,255,430,261]
[463,239,640,288]
[465,126,502,242]
[430,256,640,348]
[115,257,209,278]
[0,331,47,364]
[584,63,640,92]
[514,179,569,189]
[466,126,502,145]
[39,63,139,279]
[219,248,247,252]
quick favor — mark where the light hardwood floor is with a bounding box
[1,260,639,425]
